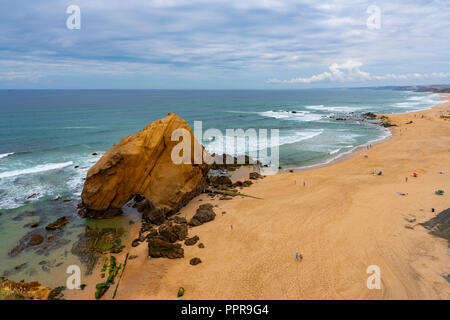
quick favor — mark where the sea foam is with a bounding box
[0,161,73,179]
[259,110,323,122]
[0,153,14,160]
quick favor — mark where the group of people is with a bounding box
[295,252,303,262]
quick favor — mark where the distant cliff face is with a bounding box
[80,113,210,219]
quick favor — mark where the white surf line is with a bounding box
[0,161,74,179]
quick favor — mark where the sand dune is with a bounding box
[71,95,450,300]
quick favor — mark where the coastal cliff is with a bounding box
[79,113,210,219]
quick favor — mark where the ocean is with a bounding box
[0,88,444,287]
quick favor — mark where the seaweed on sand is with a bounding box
[71,226,125,275]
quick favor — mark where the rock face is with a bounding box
[80,113,210,218]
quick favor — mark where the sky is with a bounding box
[0,0,449,89]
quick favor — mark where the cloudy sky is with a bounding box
[0,0,449,89]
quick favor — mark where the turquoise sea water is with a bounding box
[0,88,443,287]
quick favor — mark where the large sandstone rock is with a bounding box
[80,113,210,218]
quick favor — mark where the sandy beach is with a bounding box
[69,95,450,300]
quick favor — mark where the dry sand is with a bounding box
[70,95,450,300]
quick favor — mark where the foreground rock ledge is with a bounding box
[80,112,210,219]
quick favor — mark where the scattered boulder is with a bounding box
[142,205,168,225]
[208,175,232,187]
[198,243,205,248]
[27,193,38,199]
[159,224,188,243]
[9,231,46,257]
[80,113,211,219]
[249,172,263,180]
[131,239,141,247]
[184,235,199,246]
[174,216,187,224]
[31,222,40,228]
[28,234,44,246]
[148,237,184,259]
[177,287,185,297]
[188,204,216,227]
[190,257,202,265]
[46,217,70,230]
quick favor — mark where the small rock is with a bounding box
[190,257,202,265]
[132,239,141,247]
[28,234,44,246]
[46,217,70,230]
[92,152,98,156]
[188,204,216,227]
[52,196,61,201]
[404,224,415,229]
[31,222,40,228]
[177,287,185,297]
[129,255,138,260]
[184,235,199,246]
[27,193,38,199]
[249,172,262,180]
[14,263,26,270]
[208,175,232,187]
[198,243,205,248]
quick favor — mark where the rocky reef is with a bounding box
[0,277,64,300]
[79,112,210,219]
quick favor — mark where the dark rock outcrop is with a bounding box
[249,172,263,180]
[46,217,70,230]
[148,236,184,259]
[184,235,199,246]
[208,175,232,187]
[188,204,216,227]
[190,257,202,265]
[158,224,188,243]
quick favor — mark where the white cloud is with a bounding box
[267,60,450,84]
